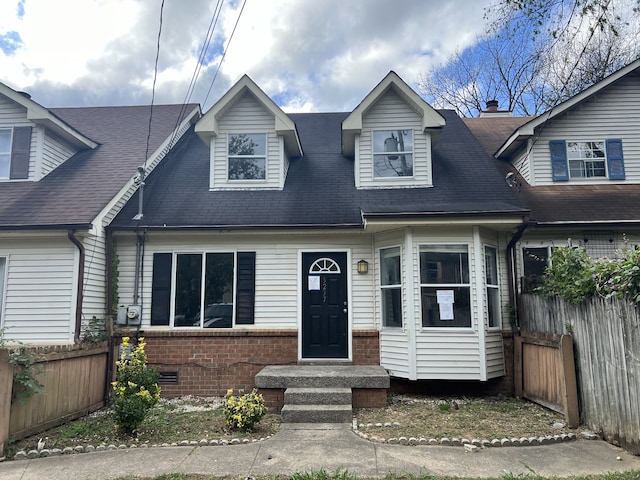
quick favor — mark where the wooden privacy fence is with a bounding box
[514,332,579,427]
[519,294,640,454]
[0,342,108,455]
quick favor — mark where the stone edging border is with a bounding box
[352,419,600,448]
[10,435,273,461]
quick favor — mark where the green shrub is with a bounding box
[224,388,267,431]
[539,239,640,304]
[112,336,160,433]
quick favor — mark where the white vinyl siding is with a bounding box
[81,233,107,322]
[529,76,640,185]
[358,90,432,189]
[0,96,79,181]
[0,237,77,343]
[210,92,283,190]
[39,129,77,178]
[116,232,374,330]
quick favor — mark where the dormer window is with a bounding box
[373,129,414,178]
[228,133,266,181]
[0,128,11,178]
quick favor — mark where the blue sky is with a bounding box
[0,0,493,112]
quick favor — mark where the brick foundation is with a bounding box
[126,328,381,398]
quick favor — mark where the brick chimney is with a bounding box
[479,99,512,117]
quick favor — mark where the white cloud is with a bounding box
[0,0,492,111]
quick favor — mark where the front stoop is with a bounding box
[255,365,390,423]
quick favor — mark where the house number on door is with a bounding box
[322,277,327,303]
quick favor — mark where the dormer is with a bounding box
[0,82,97,182]
[195,75,302,191]
[342,71,445,189]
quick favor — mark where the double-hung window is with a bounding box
[484,246,500,328]
[228,133,266,180]
[373,129,413,177]
[380,247,402,328]
[0,129,12,178]
[419,245,471,328]
[549,139,625,181]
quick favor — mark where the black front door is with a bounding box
[302,252,348,358]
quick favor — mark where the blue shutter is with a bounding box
[606,139,625,180]
[549,140,569,181]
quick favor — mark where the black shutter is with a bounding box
[235,252,256,325]
[151,253,172,326]
[10,126,31,179]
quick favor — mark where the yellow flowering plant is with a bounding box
[112,336,160,433]
[224,388,267,431]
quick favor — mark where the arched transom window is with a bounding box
[309,258,341,274]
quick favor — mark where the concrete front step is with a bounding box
[281,404,352,423]
[255,365,390,389]
[284,387,352,405]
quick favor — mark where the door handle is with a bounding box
[343,308,348,313]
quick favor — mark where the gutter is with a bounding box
[67,229,85,343]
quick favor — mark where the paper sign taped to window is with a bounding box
[308,275,320,290]
[436,290,454,304]
[436,290,455,320]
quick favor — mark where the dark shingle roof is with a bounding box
[463,116,534,157]
[0,104,197,229]
[110,110,526,230]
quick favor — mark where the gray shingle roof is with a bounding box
[110,110,527,230]
[0,104,197,229]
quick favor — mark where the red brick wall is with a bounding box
[126,329,381,398]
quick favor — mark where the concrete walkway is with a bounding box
[1,424,639,479]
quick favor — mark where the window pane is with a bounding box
[228,133,266,156]
[0,155,9,178]
[380,247,401,286]
[203,253,234,328]
[421,287,471,327]
[522,247,549,293]
[0,129,11,153]
[485,246,498,285]
[420,246,469,284]
[228,158,266,180]
[382,288,402,328]
[174,254,202,327]
[487,287,500,328]
[373,130,413,177]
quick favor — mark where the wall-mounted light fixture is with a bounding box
[357,259,369,274]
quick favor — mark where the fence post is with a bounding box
[514,335,523,398]
[0,349,13,458]
[560,334,580,428]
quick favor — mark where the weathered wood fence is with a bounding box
[519,294,640,454]
[0,343,108,456]
[514,332,579,427]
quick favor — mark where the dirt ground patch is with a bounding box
[354,394,587,440]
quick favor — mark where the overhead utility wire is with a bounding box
[168,0,225,145]
[144,0,166,170]
[203,0,247,107]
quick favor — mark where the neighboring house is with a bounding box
[0,81,199,343]
[465,58,640,310]
[107,72,528,396]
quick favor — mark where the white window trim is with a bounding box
[567,140,608,179]
[169,250,237,329]
[379,245,403,329]
[418,243,474,332]
[372,129,415,180]
[226,132,268,182]
[484,245,502,331]
[0,128,13,180]
[0,256,7,327]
